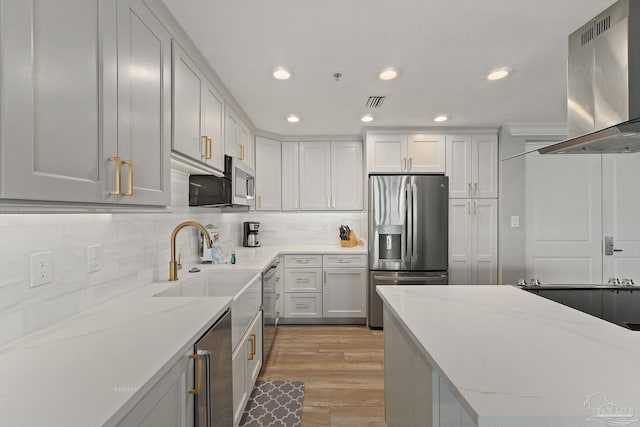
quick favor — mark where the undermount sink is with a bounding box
[154,270,262,348]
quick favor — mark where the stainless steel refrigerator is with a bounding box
[368,175,449,328]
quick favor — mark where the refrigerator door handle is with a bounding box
[405,183,412,262]
[412,183,418,263]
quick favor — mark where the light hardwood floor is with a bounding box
[259,325,386,427]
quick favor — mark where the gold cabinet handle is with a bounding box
[468,201,472,215]
[206,137,213,160]
[109,156,122,195]
[295,278,310,283]
[276,293,280,299]
[324,271,327,285]
[409,157,413,169]
[201,135,208,159]
[258,195,262,209]
[468,183,472,197]
[474,183,478,196]
[275,276,281,282]
[238,144,245,160]
[248,334,256,360]
[402,157,407,170]
[474,201,478,215]
[296,303,310,309]
[189,353,200,395]
[122,160,133,196]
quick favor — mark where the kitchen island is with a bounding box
[378,285,640,427]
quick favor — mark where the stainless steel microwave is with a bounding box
[189,156,255,207]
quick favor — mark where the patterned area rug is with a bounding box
[240,380,305,427]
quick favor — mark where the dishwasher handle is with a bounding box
[373,275,448,283]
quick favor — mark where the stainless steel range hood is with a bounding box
[540,0,640,155]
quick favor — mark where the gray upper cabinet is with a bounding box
[112,0,172,205]
[172,40,225,172]
[0,0,171,205]
[0,0,115,202]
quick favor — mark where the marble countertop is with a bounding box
[0,244,367,426]
[378,285,640,427]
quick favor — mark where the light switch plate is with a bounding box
[511,215,520,228]
[30,251,53,287]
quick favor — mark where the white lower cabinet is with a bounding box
[449,199,498,285]
[282,254,367,322]
[116,351,192,427]
[323,268,366,317]
[232,311,262,426]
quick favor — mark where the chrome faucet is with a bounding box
[169,221,212,281]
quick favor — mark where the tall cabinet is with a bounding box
[0,0,170,205]
[255,136,281,211]
[446,134,498,285]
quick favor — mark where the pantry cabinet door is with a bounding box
[471,134,498,198]
[255,137,281,210]
[299,142,331,210]
[446,135,473,198]
[406,134,446,173]
[114,0,171,205]
[172,41,205,161]
[366,134,406,173]
[331,142,363,210]
[0,0,116,202]
[449,199,473,285]
[472,199,498,285]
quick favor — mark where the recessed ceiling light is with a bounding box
[487,67,513,81]
[433,114,449,122]
[287,114,300,123]
[379,67,401,81]
[273,67,292,80]
[361,115,374,123]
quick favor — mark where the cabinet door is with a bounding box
[202,82,224,171]
[225,106,239,157]
[238,123,254,168]
[114,0,171,205]
[472,199,498,285]
[281,142,300,211]
[255,136,281,210]
[472,134,498,198]
[232,342,248,427]
[0,0,115,202]
[331,142,363,210]
[446,135,473,198]
[299,142,331,210]
[323,268,367,317]
[366,134,406,173]
[246,312,262,392]
[172,41,204,161]
[449,199,473,285]
[406,134,446,173]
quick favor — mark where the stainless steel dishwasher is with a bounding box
[193,309,233,426]
[262,260,279,364]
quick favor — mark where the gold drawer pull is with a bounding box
[295,278,310,283]
[296,303,310,309]
[189,353,200,395]
[248,334,256,360]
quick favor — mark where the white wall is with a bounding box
[0,171,365,346]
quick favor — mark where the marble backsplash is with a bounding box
[0,170,366,346]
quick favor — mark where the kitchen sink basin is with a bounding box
[154,270,262,348]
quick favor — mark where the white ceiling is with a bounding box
[161,0,617,136]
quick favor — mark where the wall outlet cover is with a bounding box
[29,251,53,287]
[87,244,103,273]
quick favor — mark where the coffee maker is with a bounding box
[243,222,260,247]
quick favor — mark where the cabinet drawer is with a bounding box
[284,254,322,268]
[284,293,322,318]
[284,269,322,292]
[322,254,366,268]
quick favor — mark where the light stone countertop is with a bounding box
[0,244,367,426]
[378,285,640,427]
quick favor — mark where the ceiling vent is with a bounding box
[366,96,386,109]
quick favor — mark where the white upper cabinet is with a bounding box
[0,0,115,202]
[0,0,170,205]
[112,0,171,205]
[238,123,255,170]
[406,134,446,173]
[172,41,224,171]
[367,133,445,173]
[225,110,253,169]
[281,142,300,211]
[331,142,363,210]
[299,142,332,210]
[255,136,281,211]
[296,141,363,211]
[446,134,498,198]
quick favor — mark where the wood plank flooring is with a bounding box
[259,325,386,427]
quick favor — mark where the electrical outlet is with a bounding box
[87,244,103,273]
[29,251,53,287]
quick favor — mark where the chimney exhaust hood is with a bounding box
[539,0,640,155]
